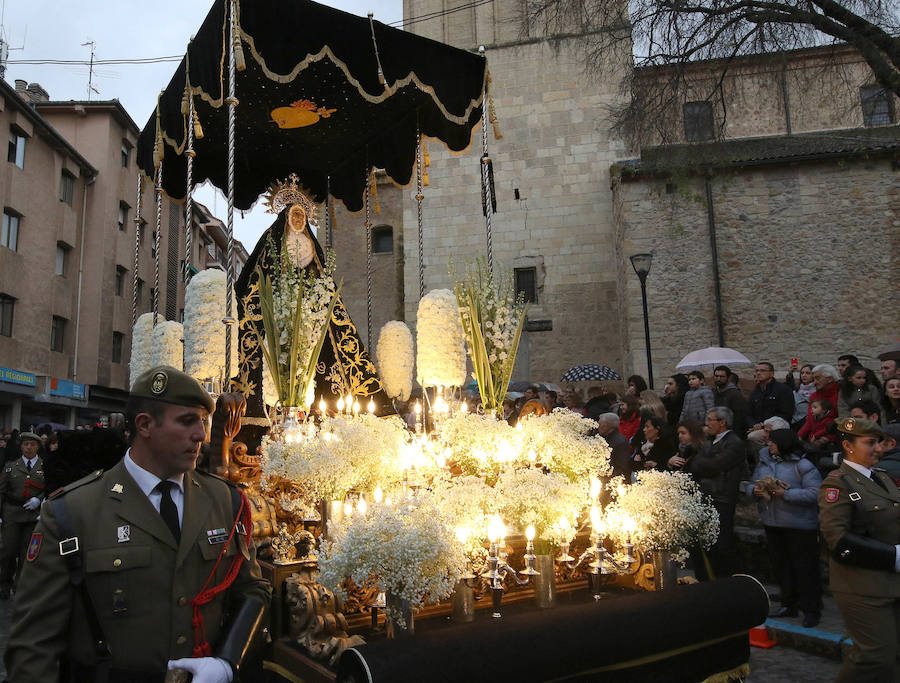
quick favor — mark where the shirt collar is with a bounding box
[843,459,873,479]
[123,449,184,497]
[21,455,37,468]
[713,429,732,443]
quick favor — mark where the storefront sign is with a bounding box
[49,378,86,400]
[0,366,36,387]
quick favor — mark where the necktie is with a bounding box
[26,460,31,472]
[871,474,889,493]
[155,481,181,543]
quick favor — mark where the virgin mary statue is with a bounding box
[234,176,389,419]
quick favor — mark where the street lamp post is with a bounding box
[629,253,654,389]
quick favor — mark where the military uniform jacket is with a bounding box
[4,459,272,681]
[0,456,45,523]
[818,461,900,597]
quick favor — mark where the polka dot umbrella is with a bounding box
[560,364,622,382]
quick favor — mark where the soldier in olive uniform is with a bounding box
[819,417,900,683]
[5,366,271,683]
[0,431,45,599]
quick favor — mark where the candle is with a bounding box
[368,399,376,414]
[336,396,345,413]
[525,525,535,542]
[373,485,384,504]
[357,497,368,515]
[343,500,353,517]
[488,514,505,544]
[352,399,360,416]
[318,397,327,415]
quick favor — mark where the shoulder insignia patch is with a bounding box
[26,532,41,561]
[48,469,104,500]
[825,488,839,503]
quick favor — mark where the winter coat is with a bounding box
[798,413,835,442]
[744,449,821,530]
[686,430,745,506]
[798,381,839,443]
[619,413,641,442]
[748,380,795,425]
[713,384,750,434]
[838,383,884,419]
[680,386,715,424]
[792,382,816,425]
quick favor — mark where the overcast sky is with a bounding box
[1,0,402,249]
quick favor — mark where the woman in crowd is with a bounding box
[632,415,677,471]
[747,429,823,627]
[639,390,667,420]
[883,376,900,424]
[790,364,816,430]
[562,389,585,416]
[618,395,642,442]
[838,364,883,418]
[680,371,715,424]
[662,374,689,428]
[668,419,707,472]
[626,375,648,396]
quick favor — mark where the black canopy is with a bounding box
[136,0,486,212]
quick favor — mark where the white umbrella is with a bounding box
[675,347,753,372]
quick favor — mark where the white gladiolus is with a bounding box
[150,320,184,370]
[416,289,466,388]
[129,312,154,388]
[376,321,414,401]
[183,269,237,382]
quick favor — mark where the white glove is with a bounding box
[167,657,233,683]
[22,497,40,511]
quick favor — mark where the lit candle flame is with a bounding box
[352,400,360,415]
[318,398,327,414]
[357,497,367,515]
[622,515,637,536]
[488,514,505,543]
[589,477,602,500]
[590,505,602,532]
[454,526,470,543]
[525,525,536,542]
[343,501,353,516]
[413,401,421,415]
[336,396,345,412]
[373,486,383,503]
[459,402,468,414]
[368,399,376,414]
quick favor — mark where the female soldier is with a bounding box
[818,417,900,682]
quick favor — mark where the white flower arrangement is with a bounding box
[416,289,466,388]
[318,490,467,625]
[604,470,720,564]
[376,321,414,401]
[261,413,409,510]
[494,468,588,542]
[150,320,184,370]
[454,261,527,414]
[517,409,612,481]
[183,268,237,382]
[257,241,339,409]
[129,312,154,387]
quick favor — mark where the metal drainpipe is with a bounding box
[72,172,97,382]
[704,175,726,347]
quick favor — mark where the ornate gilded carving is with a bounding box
[285,565,365,665]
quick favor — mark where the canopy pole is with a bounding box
[183,90,195,285]
[325,176,333,250]
[153,160,163,327]
[365,169,373,349]
[132,173,144,328]
[478,46,495,278]
[223,0,239,389]
[416,126,425,300]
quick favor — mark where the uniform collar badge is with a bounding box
[117,525,130,543]
[111,483,124,494]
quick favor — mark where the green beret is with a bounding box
[130,365,215,414]
[18,432,42,444]
[835,417,884,438]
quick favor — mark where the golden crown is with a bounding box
[263,173,319,220]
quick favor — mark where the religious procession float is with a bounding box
[122,1,768,680]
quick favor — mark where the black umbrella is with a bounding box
[136,0,486,212]
[560,364,621,382]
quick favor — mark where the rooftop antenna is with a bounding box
[0,1,26,81]
[81,40,99,99]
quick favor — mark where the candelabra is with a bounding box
[557,506,636,600]
[479,518,538,618]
